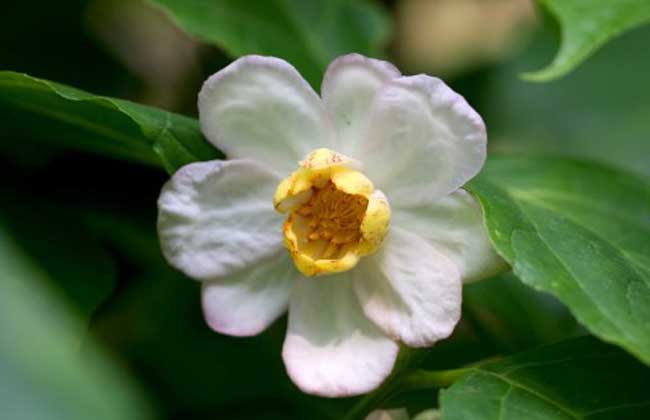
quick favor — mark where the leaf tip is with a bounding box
[519,64,567,83]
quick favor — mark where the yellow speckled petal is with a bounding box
[358,190,391,256]
[274,171,313,212]
[300,148,356,170]
[294,252,360,277]
[311,253,360,275]
[331,167,374,196]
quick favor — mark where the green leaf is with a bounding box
[148,0,391,87]
[0,223,153,420]
[468,156,650,364]
[524,0,650,81]
[440,336,650,419]
[0,71,220,173]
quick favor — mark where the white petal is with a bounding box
[365,409,410,420]
[199,55,334,174]
[321,53,400,155]
[393,189,505,283]
[202,251,296,337]
[157,159,284,280]
[283,275,398,397]
[352,227,462,348]
[360,75,486,206]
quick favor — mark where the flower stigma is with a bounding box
[274,148,390,277]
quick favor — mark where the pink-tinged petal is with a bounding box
[321,53,400,155]
[283,275,399,397]
[360,75,486,206]
[199,55,334,174]
[353,227,462,348]
[202,252,296,337]
[393,189,506,283]
[158,159,283,280]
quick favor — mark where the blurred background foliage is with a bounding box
[1,0,649,419]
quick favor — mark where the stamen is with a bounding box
[298,182,368,259]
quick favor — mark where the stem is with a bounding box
[400,367,472,391]
[341,367,471,420]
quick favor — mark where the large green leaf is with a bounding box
[524,0,650,81]
[0,223,153,420]
[148,0,391,86]
[468,156,650,364]
[440,336,650,419]
[0,71,220,173]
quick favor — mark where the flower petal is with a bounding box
[158,159,284,280]
[321,53,400,155]
[283,275,398,397]
[393,189,506,283]
[199,55,334,174]
[360,75,486,206]
[202,251,296,337]
[352,227,461,348]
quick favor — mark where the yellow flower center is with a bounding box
[298,181,367,246]
[274,148,390,277]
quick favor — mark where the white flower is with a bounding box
[157,54,503,397]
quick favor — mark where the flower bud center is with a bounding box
[274,148,390,277]
[296,181,368,259]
